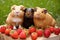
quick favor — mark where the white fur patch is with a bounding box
[13,6,23,16]
[13,26,16,30]
[14,11,22,16]
[12,18,22,23]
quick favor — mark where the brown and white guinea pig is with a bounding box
[6,5,25,29]
[34,7,56,29]
[22,8,34,29]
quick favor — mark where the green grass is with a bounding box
[0,0,60,25]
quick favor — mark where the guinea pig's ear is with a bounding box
[11,5,16,10]
[36,7,40,9]
[23,8,27,12]
[32,8,37,12]
[42,8,47,14]
[20,5,25,10]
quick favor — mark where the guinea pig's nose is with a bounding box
[27,13,30,15]
[37,14,40,15]
[16,12,19,13]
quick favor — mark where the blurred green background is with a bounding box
[0,0,60,26]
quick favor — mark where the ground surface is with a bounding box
[0,33,60,40]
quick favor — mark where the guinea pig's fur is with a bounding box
[6,5,25,29]
[22,8,34,29]
[34,7,56,29]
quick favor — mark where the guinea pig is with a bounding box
[22,8,34,29]
[6,5,25,29]
[34,7,56,29]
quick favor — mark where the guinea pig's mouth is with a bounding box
[25,13,31,17]
[25,15,30,18]
[15,25,19,29]
[26,15,32,18]
[14,12,19,16]
[35,15,40,19]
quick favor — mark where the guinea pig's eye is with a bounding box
[31,9,34,12]
[20,8,24,11]
[42,9,47,14]
[42,11,44,13]
[20,8,22,10]
[12,8,15,10]
[23,8,27,12]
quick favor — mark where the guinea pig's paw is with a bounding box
[13,26,16,30]
[19,25,23,29]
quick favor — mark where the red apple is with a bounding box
[36,29,43,37]
[5,29,11,35]
[44,29,51,38]
[8,25,13,29]
[19,30,26,39]
[54,28,60,35]
[49,26,54,33]
[16,28,22,35]
[29,27,36,34]
[10,30,18,39]
[59,28,60,33]
[31,32,38,40]
[0,26,6,33]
